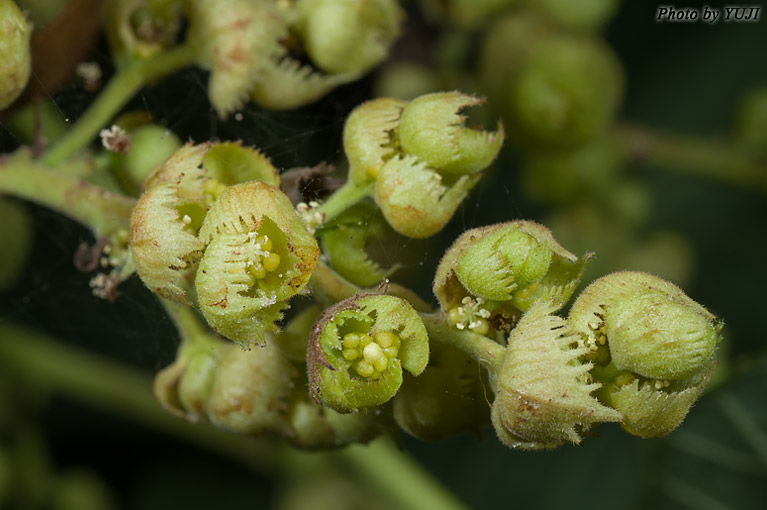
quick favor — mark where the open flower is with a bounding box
[129,142,280,304]
[307,294,429,412]
[195,181,320,346]
[569,271,723,437]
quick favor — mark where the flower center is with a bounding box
[447,296,491,335]
[341,330,401,379]
[244,233,281,281]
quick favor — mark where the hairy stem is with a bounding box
[0,150,135,236]
[618,123,767,192]
[0,321,277,472]
[0,321,466,509]
[337,438,468,510]
[43,45,196,165]
[309,260,431,311]
[420,312,506,374]
[315,180,373,225]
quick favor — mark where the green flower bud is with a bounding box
[372,61,440,101]
[371,92,503,238]
[569,271,723,437]
[393,343,488,440]
[344,97,407,185]
[319,202,397,287]
[250,58,358,110]
[186,0,285,117]
[130,142,280,304]
[398,92,504,175]
[0,0,32,109]
[105,0,183,66]
[531,0,620,32]
[307,294,429,412]
[374,155,482,238]
[207,339,297,433]
[434,221,590,320]
[195,181,320,346]
[296,0,402,75]
[285,391,380,449]
[154,347,222,423]
[110,124,182,196]
[479,13,552,103]
[491,302,621,449]
[522,134,625,206]
[505,34,623,147]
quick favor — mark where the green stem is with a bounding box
[43,45,196,165]
[315,180,373,224]
[160,297,223,353]
[617,123,767,192]
[0,321,467,508]
[0,321,277,472]
[420,312,506,373]
[309,260,431,311]
[336,438,468,510]
[0,151,135,236]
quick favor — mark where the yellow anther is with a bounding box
[343,333,361,349]
[203,178,227,201]
[447,307,463,327]
[263,252,280,272]
[258,235,273,251]
[355,360,375,378]
[248,264,267,280]
[447,297,493,336]
[342,348,360,361]
[360,334,373,347]
[613,371,635,389]
[469,318,490,336]
[374,331,400,350]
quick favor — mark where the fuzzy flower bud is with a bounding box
[296,0,403,75]
[186,0,286,117]
[434,221,590,327]
[393,344,488,440]
[569,271,723,437]
[370,92,504,238]
[0,0,32,109]
[206,340,297,433]
[491,302,621,449]
[129,142,280,304]
[344,97,407,185]
[307,294,429,413]
[195,181,320,346]
[507,34,623,147]
[105,0,183,66]
[398,92,504,175]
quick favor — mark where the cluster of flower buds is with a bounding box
[343,91,505,238]
[0,0,32,110]
[419,0,618,31]
[489,271,721,449]
[155,323,379,449]
[480,12,623,148]
[105,0,403,116]
[129,142,319,346]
